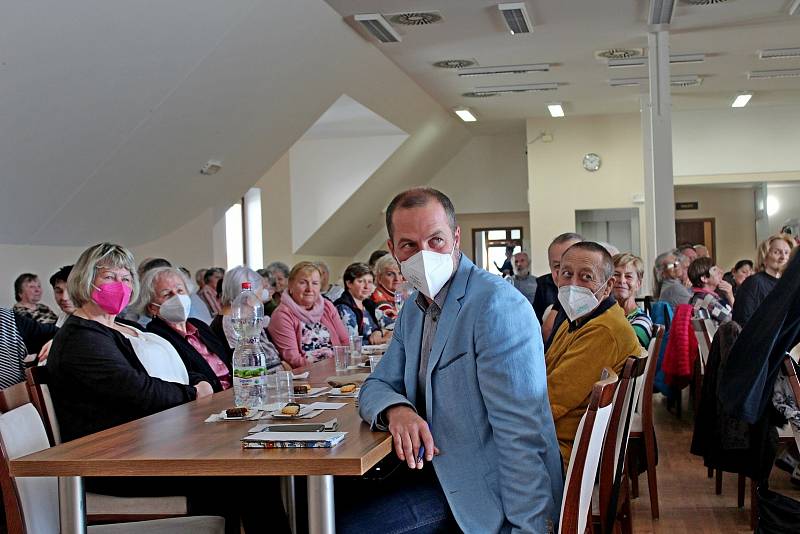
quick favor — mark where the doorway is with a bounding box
[472,227,523,275]
[675,218,716,261]
[575,208,640,255]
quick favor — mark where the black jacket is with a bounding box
[721,252,800,424]
[47,315,198,442]
[532,273,557,323]
[731,271,779,327]
[146,316,233,392]
[333,291,379,338]
[13,312,58,354]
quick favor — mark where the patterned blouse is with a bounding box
[370,285,398,329]
[299,321,333,363]
[12,303,58,325]
[336,304,380,345]
[626,308,654,349]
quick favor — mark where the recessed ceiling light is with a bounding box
[454,108,478,122]
[354,14,402,43]
[498,3,534,34]
[759,48,800,60]
[731,93,752,108]
[547,103,565,118]
[458,63,550,77]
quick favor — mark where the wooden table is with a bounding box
[11,358,391,534]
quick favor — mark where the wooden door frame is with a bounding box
[676,217,717,262]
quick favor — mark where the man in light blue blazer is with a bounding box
[359,187,563,533]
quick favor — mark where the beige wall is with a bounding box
[526,113,646,274]
[673,186,757,270]
[0,245,88,310]
[457,211,532,264]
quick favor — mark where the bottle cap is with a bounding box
[241,282,251,290]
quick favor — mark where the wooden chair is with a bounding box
[23,367,189,522]
[0,383,30,414]
[595,352,649,534]
[0,402,225,534]
[627,325,665,520]
[559,369,618,534]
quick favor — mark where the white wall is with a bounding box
[0,245,87,309]
[673,106,800,177]
[429,131,529,214]
[767,183,800,235]
[290,134,407,252]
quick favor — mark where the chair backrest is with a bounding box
[635,325,666,417]
[0,403,59,534]
[0,382,30,413]
[559,369,618,534]
[24,366,61,446]
[782,355,800,451]
[598,352,649,533]
[691,317,713,374]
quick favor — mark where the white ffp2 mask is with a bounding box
[558,282,607,322]
[156,293,192,323]
[398,243,456,300]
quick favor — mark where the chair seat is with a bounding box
[87,493,187,515]
[630,411,642,433]
[88,515,224,533]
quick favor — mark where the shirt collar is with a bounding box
[168,319,198,338]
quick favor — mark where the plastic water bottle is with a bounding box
[232,282,267,408]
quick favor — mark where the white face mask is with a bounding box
[398,242,457,300]
[259,288,271,303]
[155,293,192,323]
[558,281,608,322]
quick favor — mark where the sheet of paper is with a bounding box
[307,402,347,410]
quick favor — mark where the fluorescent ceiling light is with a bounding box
[454,108,478,122]
[789,0,800,15]
[547,103,565,118]
[607,53,705,68]
[648,0,677,25]
[474,82,559,94]
[498,3,534,34]
[458,63,550,77]
[354,14,402,43]
[748,68,800,80]
[731,93,752,108]
[759,47,800,59]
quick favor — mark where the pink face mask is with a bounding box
[91,282,132,315]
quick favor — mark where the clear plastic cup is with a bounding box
[369,354,383,371]
[350,335,363,367]
[333,345,350,371]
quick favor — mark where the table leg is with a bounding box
[58,476,86,534]
[281,475,298,534]
[307,474,335,534]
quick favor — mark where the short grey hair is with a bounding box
[68,243,139,309]
[134,266,190,316]
[264,261,290,286]
[221,265,262,307]
[314,261,330,276]
[652,249,680,297]
[548,232,584,254]
[373,254,400,277]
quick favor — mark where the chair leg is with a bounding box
[620,478,634,534]
[751,479,758,530]
[737,474,745,508]
[627,449,639,498]
[707,466,713,479]
[715,469,723,495]
[644,429,659,520]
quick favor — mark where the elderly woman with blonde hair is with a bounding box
[268,261,348,368]
[733,233,795,326]
[611,252,654,348]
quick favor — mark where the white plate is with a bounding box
[219,409,262,421]
[292,372,310,380]
[328,387,360,397]
[362,344,388,355]
[293,387,330,398]
[269,404,316,418]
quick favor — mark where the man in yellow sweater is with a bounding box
[545,241,641,464]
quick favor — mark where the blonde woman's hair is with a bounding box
[68,243,138,308]
[755,234,795,271]
[612,252,645,281]
[288,261,321,282]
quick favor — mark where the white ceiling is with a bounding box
[301,94,408,140]
[324,0,800,129]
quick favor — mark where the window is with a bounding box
[472,227,524,275]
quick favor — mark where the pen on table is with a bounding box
[417,445,425,464]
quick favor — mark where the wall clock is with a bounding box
[582,153,601,172]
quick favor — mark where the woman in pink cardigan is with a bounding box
[268,261,349,368]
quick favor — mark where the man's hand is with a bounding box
[386,405,438,469]
[37,340,53,363]
[194,381,213,398]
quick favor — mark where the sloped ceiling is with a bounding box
[0,0,469,248]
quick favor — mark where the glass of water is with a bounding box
[349,335,363,367]
[333,345,349,371]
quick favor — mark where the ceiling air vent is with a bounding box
[474,82,558,95]
[759,48,800,60]
[458,63,550,77]
[354,14,402,43]
[595,48,645,60]
[682,0,731,5]
[388,11,442,26]
[434,59,477,69]
[462,91,499,98]
[671,75,702,87]
[498,3,534,34]
[748,68,800,80]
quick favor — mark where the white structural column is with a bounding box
[641,30,676,273]
[243,187,264,270]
